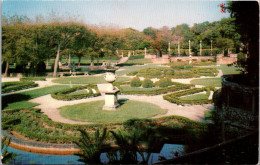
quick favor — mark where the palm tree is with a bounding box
[1,136,17,164]
[74,128,108,164]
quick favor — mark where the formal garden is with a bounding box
[2,1,259,164]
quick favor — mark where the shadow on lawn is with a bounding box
[2,94,31,109]
[117,98,129,106]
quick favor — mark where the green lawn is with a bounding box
[120,85,159,92]
[67,89,89,95]
[180,93,208,100]
[217,64,241,75]
[3,85,77,109]
[190,78,221,87]
[59,100,167,123]
[52,76,130,84]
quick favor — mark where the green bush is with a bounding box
[2,81,38,93]
[76,72,85,75]
[51,84,100,100]
[142,78,153,88]
[20,77,46,81]
[201,59,206,62]
[130,77,142,87]
[156,78,173,88]
[129,55,144,60]
[63,73,72,76]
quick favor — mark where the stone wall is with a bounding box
[170,56,214,62]
[148,54,237,64]
[151,58,171,64]
[214,75,259,128]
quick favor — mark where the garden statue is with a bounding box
[103,70,120,110]
[70,62,76,72]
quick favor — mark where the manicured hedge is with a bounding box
[163,87,216,105]
[2,107,208,144]
[2,81,38,93]
[114,81,193,95]
[51,84,100,100]
[127,67,218,79]
[20,77,46,81]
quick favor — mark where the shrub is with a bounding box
[201,59,206,62]
[177,59,182,62]
[76,72,84,75]
[2,81,38,93]
[130,77,142,87]
[36,61,46,73]
[156,78,173,88]
[164,69,175,76]
[63,73,72,76]
[142,79,153,88]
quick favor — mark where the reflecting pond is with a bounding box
[8,144,185,164]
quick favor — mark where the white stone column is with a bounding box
[144,47,147,56]
[133,50,135,55]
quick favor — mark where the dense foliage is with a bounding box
[130,77,142,87]
[2,14,244,77]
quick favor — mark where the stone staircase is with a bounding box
[117,57,129,64]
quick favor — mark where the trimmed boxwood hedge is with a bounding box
[2,81,38,93]
[127,67,218,79]
[163,87,216,105]
[20,77,46,81]
[114,81,193,95]
[2,107,208,144]
[51,84,100,100]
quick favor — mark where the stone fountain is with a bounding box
[103,70,120,110]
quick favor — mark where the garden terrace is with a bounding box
[51,85,100,101]
[114,81,193,95]
[163,87,216,105]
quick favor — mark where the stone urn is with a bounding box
[104,72,117,91]
[103,71,120,110]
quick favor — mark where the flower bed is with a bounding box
[51,84,100,100]
[2,81,38,93]
[163,87,216,105]
[114,81,193,95]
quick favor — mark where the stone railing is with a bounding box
[215,74,259,127]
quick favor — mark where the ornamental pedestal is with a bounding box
[103,70,120,110]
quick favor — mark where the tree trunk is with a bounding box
[4,61,9,77]
[53,44,60,77]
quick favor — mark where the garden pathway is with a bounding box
[30,83,213,124]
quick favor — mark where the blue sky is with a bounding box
[2,0,230,31]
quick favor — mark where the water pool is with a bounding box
[7,143,185,164]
